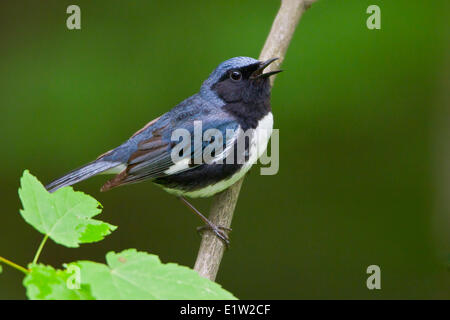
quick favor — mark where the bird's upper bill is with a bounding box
[250,58,283,79]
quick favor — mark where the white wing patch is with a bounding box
[164,158,191,175]
[163,125,241,175]
[211,126,240,164]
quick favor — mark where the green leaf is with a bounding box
[18,170,116,247]
[74,249,237,300]
[23,264,94,300]
[0,265,3,274]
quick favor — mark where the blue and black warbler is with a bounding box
[46,56,281,244]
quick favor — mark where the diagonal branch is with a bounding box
[194,0,317,281]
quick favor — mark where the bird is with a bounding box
[46,56,281,244]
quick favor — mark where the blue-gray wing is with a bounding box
[101,112,239,191]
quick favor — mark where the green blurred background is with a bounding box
[0,0,449,299]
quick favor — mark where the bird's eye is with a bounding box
[230,71,242,81]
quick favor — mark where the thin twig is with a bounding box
[194,0,317,281]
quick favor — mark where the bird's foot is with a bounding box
[197,224,232,247]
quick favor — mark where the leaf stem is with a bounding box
[0,256,29,274]
[32,234,49,265]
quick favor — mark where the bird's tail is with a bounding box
[45,160,122,193]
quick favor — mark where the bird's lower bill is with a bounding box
[251,57,282,79]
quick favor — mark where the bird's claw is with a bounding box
[196,225,232,247]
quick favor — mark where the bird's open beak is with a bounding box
[251,57,283,79]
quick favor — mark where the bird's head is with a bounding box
[200,56,281,104]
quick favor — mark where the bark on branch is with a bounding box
[194,0,317,281]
